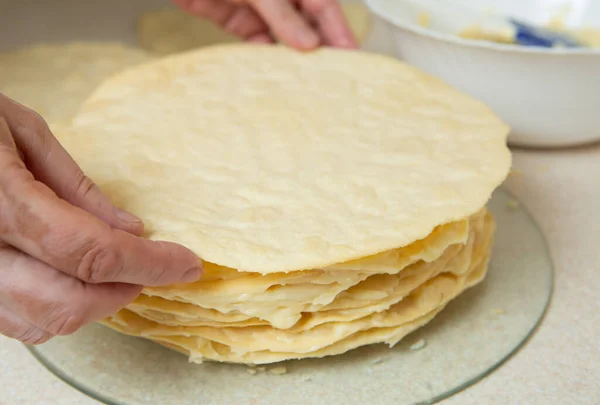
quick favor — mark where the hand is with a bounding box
[0,94,202,345]
[172,0,358,50]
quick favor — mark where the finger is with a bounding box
[250,0,319,49]
[0,155,202,286]
[0,244,141,340]
[222,6,270,40]
[248,32,275,43]
[0,94,143,236]
[301,0,358,48]
[174,0,269,41]
[173,0,235,24]
[0,304,52,345]
[0,117,17,149]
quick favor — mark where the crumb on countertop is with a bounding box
[507,199,520,210]
[410,338,427,351]
[269,366,287,375]
[509,169,524,177]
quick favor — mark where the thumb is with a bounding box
[0,94,144,235]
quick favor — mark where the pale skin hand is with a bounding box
[172,0,359,49]
[1,0,351,346]
[0,94,203,345]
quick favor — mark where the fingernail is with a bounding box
[113,207,142,224]
[296,30,319,49]
[180,266,202,283]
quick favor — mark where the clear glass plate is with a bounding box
[27,189,553,405]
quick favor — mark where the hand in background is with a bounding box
[172,0,358,49]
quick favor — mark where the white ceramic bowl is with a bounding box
[364,0,600,148]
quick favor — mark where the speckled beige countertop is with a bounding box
[1,144,599,404]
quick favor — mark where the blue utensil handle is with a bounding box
[509,18,582,48]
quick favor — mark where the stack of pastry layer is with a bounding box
[105,209,494,364]
[61,45,511,364]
